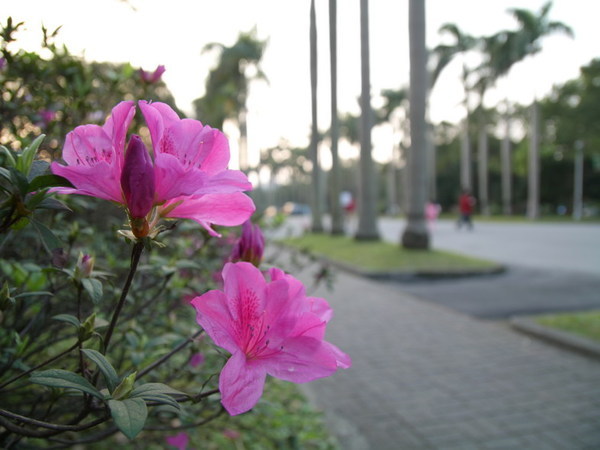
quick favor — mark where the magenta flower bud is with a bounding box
[139,65,165,83]
[121,135,155,220]
[0,57,6,72]
[230,220,265,267]
[75,252,94,279]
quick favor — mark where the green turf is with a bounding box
[537,311,600,342]
[281,233,499,273]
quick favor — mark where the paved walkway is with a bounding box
[292,260,600,449]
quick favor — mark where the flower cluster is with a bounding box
[191,262,351,415]
[51,101,254,238]
[51,101,350,418]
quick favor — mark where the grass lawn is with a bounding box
[280,233,499,274]
[537,311,600,343]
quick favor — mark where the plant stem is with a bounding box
[102,241,144,354]
[0,342,79,391]
[136,329,203,380]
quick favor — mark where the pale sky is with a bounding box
[4,0,598,167]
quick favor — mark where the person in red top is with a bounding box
[457,188,476,230]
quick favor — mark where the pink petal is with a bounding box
[221,262,267,320]
[51,161,123,203]
[219,351,267,416]
[153,153,206,202]
[164,193,255,235]
[305,297,334,323]
[61,125,113,166]
[322,341,352,369]
[154,153,251,202]
[102,101,136,166]
[192,126,230,174]
[139,100,180,151]
[190,290,238,354]
[268,268,308,307]
[265,336,339,383]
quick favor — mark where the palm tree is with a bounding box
[193,30,267,171]
[309,0,324,232]
[401,0,429,249]
[355,0,379,240]
[480,1,573,217]
[329,0,343,235]
[432,24,478,193]
[378,88,409,215]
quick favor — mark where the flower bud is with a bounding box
[230,220,265,267]
[139,65,165,83]
[121,135,155,220]
[75,253,94,279]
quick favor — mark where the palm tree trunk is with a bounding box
[329,0,344,234]
[401,0,430,249]
[573,141,584,220]
[477,124,489,215]
[355,0,379,240]
[460,115,472,191]
[527,100,540,219]
[310,0,324,232]
[501,103,512,215]
[427,122,436,202]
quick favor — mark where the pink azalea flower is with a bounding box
[223,429,241,440]
[230,220,265,267]
[139,64,166,83]
[190,262,351,416]
[51,101,254,238]
[189,352,205,368]
[38,109,56,127]
[165,431,189,450]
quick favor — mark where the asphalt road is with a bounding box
[377,217,600,319]
[277,216,600,319]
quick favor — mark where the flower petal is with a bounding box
[221,262,266,320]
[265,336,340,383]
[322,341,352,369]
[164,193,255,235]
[51,161,122,203]
[139,100,181,152]
[190,290,238,354]
[102,100,136,165]
[219,351,267,416]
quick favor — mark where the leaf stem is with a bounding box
[102,241,144,354]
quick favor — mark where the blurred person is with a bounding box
[425,201,441,231]
[457,188,476,230]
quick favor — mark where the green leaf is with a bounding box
[30,369,104,400]
[25,190,48,210]
[112,371,136,400]
[36,197,71,212]
[108,398,147,439]
[135,393,181,410]
[130,382,187,398]
[81,349,119,391]
[9,167,29,196]
[30,219,62,252]
[17,134,45,174]
[28,174,74,192]
[81,278,102,303]
[26,160,50,182]
[1,145,17,168]
[52,314,81,328]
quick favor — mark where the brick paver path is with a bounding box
[299,265,600,449]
